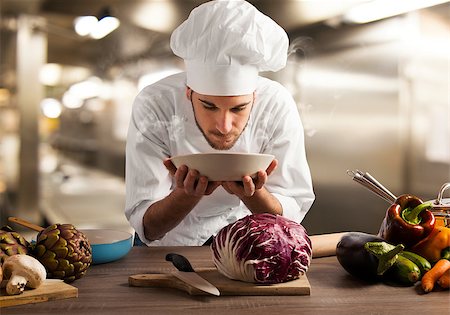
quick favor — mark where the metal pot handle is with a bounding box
[436,182,450,205]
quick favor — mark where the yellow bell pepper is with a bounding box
[411,226,450,263]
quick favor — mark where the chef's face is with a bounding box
[187,87,254,150]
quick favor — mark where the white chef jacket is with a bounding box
[125,72,314,246]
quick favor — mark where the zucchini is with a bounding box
[385,255,421,285]
[399,251,431,277]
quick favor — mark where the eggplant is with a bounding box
[336,232,404,282]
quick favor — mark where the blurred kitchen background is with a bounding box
[0,0,449,239]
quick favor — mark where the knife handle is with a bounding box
[129,274,206,295]
[166,253,195,272]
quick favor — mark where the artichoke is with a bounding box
[32,223,92,283]
[0,226,30,263]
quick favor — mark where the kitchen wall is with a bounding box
[285,10,450,234]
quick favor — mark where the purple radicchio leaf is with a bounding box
[211,213,312,284]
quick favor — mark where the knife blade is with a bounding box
[165,253,220,296]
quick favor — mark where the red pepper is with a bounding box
[378,194,435,248]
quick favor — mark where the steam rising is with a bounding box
[286,36,316,138]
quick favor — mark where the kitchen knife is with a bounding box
[165,253,220,296]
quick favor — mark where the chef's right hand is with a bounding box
[163,159,221,196]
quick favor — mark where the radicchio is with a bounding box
[211,213,312,284]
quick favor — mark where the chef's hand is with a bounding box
[221,159,278,198]
[163,159,221,196]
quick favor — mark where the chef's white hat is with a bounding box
[170,0,288,96]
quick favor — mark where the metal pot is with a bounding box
[428,182,450,227]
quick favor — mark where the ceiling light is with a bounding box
[41,98,62,119]
[62,92,83,109]
[74,16,98,36]
[39,63,62,86]
[133,1,177,33]
[68,77,103,100]
[74,7,120,39]
[344,0,450,24]
[91,14,120,39]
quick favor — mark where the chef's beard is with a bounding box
[193,114,249,150]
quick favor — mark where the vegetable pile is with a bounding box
[336,193,450,293]
[211,213,312,284]
[0,223,92,293]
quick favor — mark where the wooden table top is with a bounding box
[2,246,449,315]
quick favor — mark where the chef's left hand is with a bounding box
[221,159,278,197]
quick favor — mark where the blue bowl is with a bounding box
[81,229,133,265]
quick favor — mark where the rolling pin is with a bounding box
[309,232,348,258]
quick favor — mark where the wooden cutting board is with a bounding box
[0,280,78,307]
[129,268,310,296]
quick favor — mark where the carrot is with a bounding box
[421,259,450,293]
[437,269,450,289]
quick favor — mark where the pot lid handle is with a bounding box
[436,183,450,205]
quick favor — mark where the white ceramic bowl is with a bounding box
[169,152,275,181]
[81,229,133,265]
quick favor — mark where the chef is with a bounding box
[125,0,315,246]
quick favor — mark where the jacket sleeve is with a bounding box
[263,89,315,223]
[124,91,172,245]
